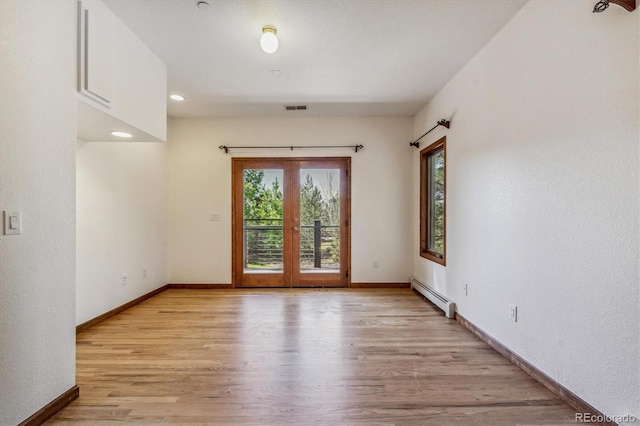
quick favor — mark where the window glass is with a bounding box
[420,137,446,265]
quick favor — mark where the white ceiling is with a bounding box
[103,0,528,118]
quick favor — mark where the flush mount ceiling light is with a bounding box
[260,25,278,54]
[170,94,185,101]
[111,131,132,138]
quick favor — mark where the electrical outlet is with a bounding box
[208,212,221,222]
[509,304,517,322]
[121,273,127,286]
[463,283,468,296]
[142,268,148,279]
[372,260,379,269]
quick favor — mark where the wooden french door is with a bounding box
[232,158,350,288]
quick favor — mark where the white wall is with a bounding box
[413,0,639,420]
[76,141,169,325]
[77,0,167,142]
[168,117,413,284]
[0,1,77,424]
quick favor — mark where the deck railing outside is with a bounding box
[244,218,339,270]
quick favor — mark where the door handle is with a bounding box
[294,226,299,231]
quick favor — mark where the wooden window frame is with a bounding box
[420,137,446,265]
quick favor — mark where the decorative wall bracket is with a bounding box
[593,0,636,12]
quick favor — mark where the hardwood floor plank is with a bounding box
[47,289,579,425]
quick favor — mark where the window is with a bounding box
[420,137,446,265]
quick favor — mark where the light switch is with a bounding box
[209,212,221,222]
[3,211,22,235]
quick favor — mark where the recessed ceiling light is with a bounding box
[269,70,282,76]
[170,94,185,101]
[111,131,132,138]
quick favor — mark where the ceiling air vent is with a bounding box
[284,105,308,111]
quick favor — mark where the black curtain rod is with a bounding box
[219,144,364,154]
[409,119,450,149]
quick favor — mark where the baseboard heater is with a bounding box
[411,276,455,319]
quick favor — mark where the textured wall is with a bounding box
[167,117,413,284]
[0,1,77,424]
[413,0,639,419]
[76,140,169,325]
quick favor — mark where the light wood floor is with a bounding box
[48,289,578,425]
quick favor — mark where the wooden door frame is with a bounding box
[232,158,292,288]
[231,157,351,288]
[290,158,351,287]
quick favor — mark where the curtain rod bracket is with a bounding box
[219,145,229,154]
[409,119,450,149]
[593,0,636,12]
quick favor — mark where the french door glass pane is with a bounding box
[243,169,284,272]
[299,169,340,272]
